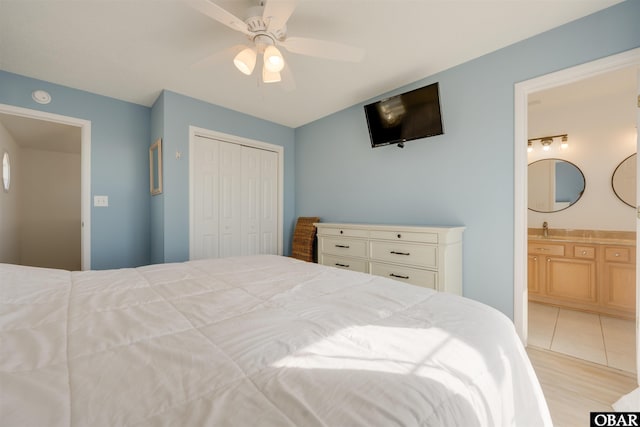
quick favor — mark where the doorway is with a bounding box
[514,49,640,383]
[0,103,91,270]
[525,67,637,374]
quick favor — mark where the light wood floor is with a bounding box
[527,346,637,427]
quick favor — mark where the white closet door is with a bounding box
[218,141,242,257]
[191,134,280,260]
[192,137,220,260]
[260,150,278,254]
[241,146,261,255]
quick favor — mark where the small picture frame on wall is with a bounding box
[149,138,163,195]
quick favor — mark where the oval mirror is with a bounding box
[528,158,585,213]
[611,153,636,208]
[2,151,10,192]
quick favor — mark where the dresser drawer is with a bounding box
[604,246,631,263]
[320,254,368,273]
[369,241,436,268]
[369,230,438,244]
[574,246,596,259]
[320,237,367,258]
[528,243,565,256]
[370,262,437,289]
[318,227,369,238]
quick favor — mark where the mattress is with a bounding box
[0,255,551,426]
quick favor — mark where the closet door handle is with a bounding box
[390,273,410,280]
[390,251,410,256]
[335,244,350,249]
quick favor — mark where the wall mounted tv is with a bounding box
[364,82,443,148]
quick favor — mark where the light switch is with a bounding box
[94,195,109,207]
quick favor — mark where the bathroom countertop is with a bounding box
[528,228,636,246]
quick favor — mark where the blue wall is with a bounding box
[555,161,584,203]
[154,90,296,262]
[0,71,151,269]
[149,92,165,265]
[294,0,640,318]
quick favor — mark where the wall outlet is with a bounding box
[94,195,109,207]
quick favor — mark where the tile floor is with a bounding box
[528,302,636,374]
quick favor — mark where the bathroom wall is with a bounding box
[19,147,81,270]
[528,67,637,232]
[0,121,21,264]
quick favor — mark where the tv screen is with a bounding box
[364,82,443,148]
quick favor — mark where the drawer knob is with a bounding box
[340,230,343,234]
[533,256,537,261]
[390,251,410,256]
[547,258,551,262]
[390,273,410,280]
[335,244,350,249]
[615,252,620,257]
[582,250,587,255]
[397,234,402,238]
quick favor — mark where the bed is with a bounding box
[1,255,551,426]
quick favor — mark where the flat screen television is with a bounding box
[364,82,443,148]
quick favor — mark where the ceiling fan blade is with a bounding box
[280,64,296,92]
[184,0,250,35]
[279,37,365,62]
[190,45,248,70]
[263,0,297,32]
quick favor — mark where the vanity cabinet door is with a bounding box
[545,256,598,305]
[601,245,636,317]
[527,255,541,294]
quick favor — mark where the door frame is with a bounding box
[188,126,284,259]
[0,103,91,270]
[513,48,640,357]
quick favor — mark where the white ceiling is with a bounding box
[0,113,81,154]
[0,0,624,128]
[529,65,639,110]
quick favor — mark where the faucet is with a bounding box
[542,221,549,238]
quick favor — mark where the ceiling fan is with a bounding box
[185,0,365,86]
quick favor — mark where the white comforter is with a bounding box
[1,255,551,426]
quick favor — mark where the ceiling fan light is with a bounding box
[263,45,285,72]
[262,66,281,83]
[233,47,256,75]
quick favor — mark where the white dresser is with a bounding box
[315,223,465,295]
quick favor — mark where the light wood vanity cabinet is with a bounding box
[528,238,635,319]
[602,246,636,314]
[316,223,464,295]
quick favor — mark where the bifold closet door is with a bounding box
[192,135,278,260]
[192,136,221,259]
[241,147,277,255]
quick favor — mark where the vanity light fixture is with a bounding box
[527,134,569,152]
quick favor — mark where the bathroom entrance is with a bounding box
[521,58,639,376]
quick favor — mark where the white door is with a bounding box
[191,134,279,260]
[192,136,220,260]
[240,146,278,255]
[260,149,278,254]
[241,146,261,255]
[218,141,242,257]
